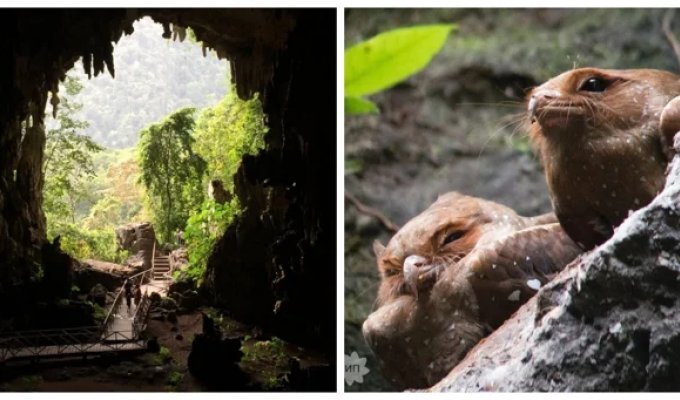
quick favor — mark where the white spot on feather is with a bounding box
[507,290,520,302]
[609,322,622,334]
[527,279,541,291]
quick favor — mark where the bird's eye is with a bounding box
[442,231,465,246]
[579,77,609,92]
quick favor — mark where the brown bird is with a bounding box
[363,192,581,389]
[528,67,680,249]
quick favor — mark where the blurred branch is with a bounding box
[662,9,680,69]
[345,190,399,233]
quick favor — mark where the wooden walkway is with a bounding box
[0,249,173,364]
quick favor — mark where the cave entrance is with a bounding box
[42,16,247,268]
[2,10,336,390]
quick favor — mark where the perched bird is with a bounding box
[363,192,581,389]
[527,67,680,249]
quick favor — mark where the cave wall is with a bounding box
[200,10,337,355]
[0,9,336,357]
[0,9,134,308]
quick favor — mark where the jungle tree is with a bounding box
[137,107,206,243]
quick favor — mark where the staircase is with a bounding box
[153,254,171,281]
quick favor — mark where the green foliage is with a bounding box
[193,86,268,190]
[180,88,266,282]
[43,74,129,264]
[48,222,126,263]
[92,302,107,322]
[158,346,173,363]
[345,96,379,115]
[184,200,239,283]
[14,375,44,391]
[137,107,207,243]
[44,75,103,224]
[345,24,455,114]
[30,262,44,283]
[167,371,184,387]
[241,337,289,390]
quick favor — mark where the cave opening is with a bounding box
[42,16,238,268]
[1,9,336,391]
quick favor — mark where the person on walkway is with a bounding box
[175,228,185,247]
[124,279,133,314]
[134,284,142,308]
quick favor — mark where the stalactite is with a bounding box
[50,91,59,119]
[104,43,115,78]
[172,25,187,42]
[83,52,92,79]
[162,22,171,39]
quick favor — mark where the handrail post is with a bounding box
[151,241,156,282]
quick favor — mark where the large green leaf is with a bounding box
[345,96,379,115]
[345,24,456,97]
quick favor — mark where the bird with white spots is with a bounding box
[363,192,582,389]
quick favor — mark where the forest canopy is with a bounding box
[69,17,227,149]
[43,17,267,282]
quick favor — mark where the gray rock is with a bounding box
[115,222,158,269]
[160,297,178,310]
[166,310,178,324]
[87,283,108,307]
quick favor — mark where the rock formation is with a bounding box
[115,222,158,270]
[208,179,232,204]
[0,10,335,367]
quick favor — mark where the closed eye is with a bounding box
[442,230,465,246]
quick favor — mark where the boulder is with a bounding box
[74,259,131,292]
[147,336,160,353]
[149,292,161,304]
[169,248,188,271]
[87,283,108,307]
[187,314,250,390]
[287,358,335,391]
[166,310,178,324]
[170,290,201,312]
[159,296,178,310]
[115,222,157,269]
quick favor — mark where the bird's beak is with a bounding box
[403,254,427,298]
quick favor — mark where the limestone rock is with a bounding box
[73,259,133,293]
[115,222,157,269]
[87,283,108,307]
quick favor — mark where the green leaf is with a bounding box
[345,24,456,97]
[345,96,379,115]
